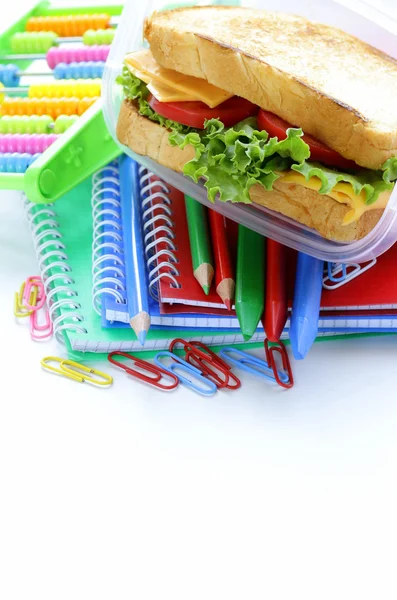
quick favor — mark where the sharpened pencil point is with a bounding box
[243,333,253,342]
[194,263,214,294]
[130,311,150,346]
[216,278,235,311]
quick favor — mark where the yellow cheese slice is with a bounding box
[147,81,196,103]
[125,49,233,108]
[279,171,391,225]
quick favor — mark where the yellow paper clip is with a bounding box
[41,356,113,387]
[14,282,38,318]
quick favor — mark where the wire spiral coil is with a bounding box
[138,167,181,301]
[24,196,87,344]
[91,163,127,316]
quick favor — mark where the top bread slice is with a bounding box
[144,6,397,170]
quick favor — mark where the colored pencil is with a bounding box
[120,156,150,346]
[290,252,324,360]
[185,194,214,295]
[263,239,289,342]
[208,209,235,310]
[235,224,265,341]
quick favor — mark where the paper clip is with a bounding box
[23,276,45,311]
[30,305,53,341]
[14,281,38,318]
[154,351,217,396]
[186,347,241,390]
[219,347,290,385]
[264,339,294,389]
[107,351,178,390]
[326,262,347,283]
[322,259,377,290]
[41,356,113,387]
[169,338,241,390]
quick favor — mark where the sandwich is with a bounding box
[116,6,397,242]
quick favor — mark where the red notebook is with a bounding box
[284,244,397,310]
[149,176,237,308]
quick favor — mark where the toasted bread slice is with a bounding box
[144,6,397,170]
[117,100,383,242]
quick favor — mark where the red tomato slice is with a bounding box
[257,109,358,170]
[148,94,258,129]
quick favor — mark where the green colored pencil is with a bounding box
[185,195,214,295]
[235,224,265,341]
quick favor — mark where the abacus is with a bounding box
[0,1,122,200]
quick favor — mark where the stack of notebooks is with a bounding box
[25,155,397,362]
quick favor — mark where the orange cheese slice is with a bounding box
[125,49,233,108]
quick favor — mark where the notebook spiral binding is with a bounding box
[91,161,127,315]
[138,166,181,301]
[24,195,88,344]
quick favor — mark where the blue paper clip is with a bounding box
[219,347,289,384]
[327,262,347,283]
[154,351,217,396]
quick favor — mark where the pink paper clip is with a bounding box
[30,304,53,341]
[24,276,45,311]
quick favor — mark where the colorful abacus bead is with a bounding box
[0,115,53,134]
[1,97,79,119]
[0,97,98,119]
[0,133,58,154]
[28,79,101,99]
[11,31,58,54]
[83,28,115,45]
[0,64,20,87]
[0,152,41,173]
[54,61,105,80]
[77,96,98,116]
[26,14,111,36]
[53,115,79,133]
[46,45,110,69]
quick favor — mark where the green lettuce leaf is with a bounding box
[118,69,397,206]
[291,161,393,205]
[116,67,193,134]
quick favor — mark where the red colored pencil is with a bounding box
[208,209,235,310]
[263,239,288,342]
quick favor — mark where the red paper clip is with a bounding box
[264,339,294,389]
[169,338,241,390]
[108,351,179,390]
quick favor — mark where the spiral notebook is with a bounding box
[24,163,276,361]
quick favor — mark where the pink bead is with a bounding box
[46,45,110,69]
[0,133,59,154]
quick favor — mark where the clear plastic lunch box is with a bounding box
[102,0,397,262]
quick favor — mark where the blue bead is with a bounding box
[0,64,20,87]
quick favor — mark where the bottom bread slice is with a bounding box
[116,100,383,242]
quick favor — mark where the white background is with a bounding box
[1,1,397,599]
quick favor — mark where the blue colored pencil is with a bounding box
[290,252,324,360]
[119,156,150,346]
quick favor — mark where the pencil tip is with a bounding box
[130,312,150,346]
[194,263,214,293]
[243,333,253,342]
[224,299,232,311]
[138,330,147,346]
